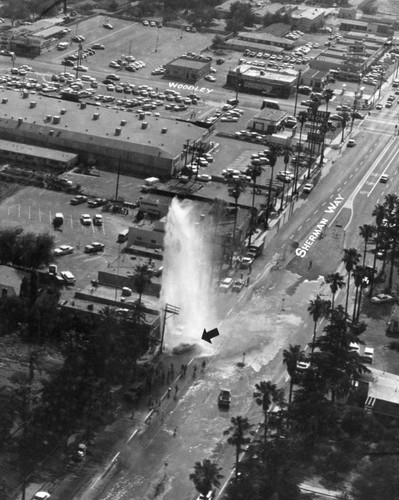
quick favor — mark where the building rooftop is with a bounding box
[291,7,326,20]
[367,368,399,405]
[237,64,298,84]
[238,31,295,46]
[166,57,210,70]
[254,108,287,122]
[225,39,284,54]
[0,89,205,159]
[340,19,369,27]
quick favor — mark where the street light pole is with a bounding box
[155,27,160,53]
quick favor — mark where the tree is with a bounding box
[283,344,302,404]
[293,111,307,195]
[308,295,330,354]
[352,456,399,500]
[253,381,284,448]
[370,203,386,295]
[189,459,223,496]
[340,111,351,142]
[265,144,283,227]
[227,177,247,246]
[323,88,334,112]
[279,146,293,211]
[359,224,375,268]
[1,0,28,26]
[342,248,361,314]
[326,272,345,313]
[223,416,254,480]
[132,264,152,309]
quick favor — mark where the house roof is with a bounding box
[365,368,399,418]
[166,58,210,70]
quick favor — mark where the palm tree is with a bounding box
[294,111,307,195]
[340,111,351,142]
[132,264,152,311]
[323,88,334,112]
[265,144,282,227]
[359,224,375,268]
[326,272,345,314]
[370,203,386,296]
[227,177,247,245]
[279,146,293,211]
[247,164,264,246]
[308,295,331,354]
[283,344,302,404]
[352,265,366,324]
[189,459,223,497]
[253,380,284,448]
[342,248,361,315]
[223,416,253,481]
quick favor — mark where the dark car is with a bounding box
[87,197,107,208]
[70,195,88,205]
[218,389,231,408]
[84,242,104,253]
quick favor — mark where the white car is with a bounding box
[33,493,51,500]
[219,277,234,292]
[103,23,114,29]
[54,245,74,256]
[109,61,121,69]
[80,214,92,225]
[74,65,88,72]
[303,183,313,193]
[204,75,216,82]
[370,293,394,304]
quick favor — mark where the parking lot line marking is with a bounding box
[306,217,310,222]
[298,225,302,231]
[28,206,31,220]
[39,208,41,222]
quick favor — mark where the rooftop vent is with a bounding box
[2,98,8,104]
[22,91,29,99]
[53,116,60,124]
[80,102,86,109]
[93,113,100,120]
[141,121,148,129]
[29,101,36,108]
[120,119,126,126]
[139,112,145,120]
[161,127,167,133]
[115,127,121,136]
[17,117,23,125]
[60,108,66,115]
[49,129,54,135]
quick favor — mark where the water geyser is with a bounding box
[161,198,217,348]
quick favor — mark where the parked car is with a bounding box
[347,139,356,147]
[218,389,231,408]
[232,279,245,292]
[70,195,88,205]
[54,245,74,256]
[33,493,51,500]
[370,293,394,304]
[362,347,374,364]
[80,214,92,225]
[204,75,216,82]
[103,23,114,29]
[60,271,76,285]
[84,242,104,253]
[303,183,313,193]
[196,490,215,500]
[93,214,103,226]
[219,277,234,291]
[74,443,87,461]
[92,43,105,50]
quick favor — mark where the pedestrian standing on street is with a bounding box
[167,386,171,398]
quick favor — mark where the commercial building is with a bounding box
[339,19,368,33]
[247,108,287,134]
[0,139,77,171]
[364,369,399,421]
[164,56,211,82]
[226,64,298,98]
[0,89,209,178]
[290,7,325,32]
[237,31,295,50]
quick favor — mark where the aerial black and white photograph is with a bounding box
[0,0,399,498]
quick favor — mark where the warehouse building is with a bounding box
[0,90,208,178]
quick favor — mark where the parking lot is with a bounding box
[0,185,134,292]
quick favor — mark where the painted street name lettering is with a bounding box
[168,82,214,94]
[295,193,344,258]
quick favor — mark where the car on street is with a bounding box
[370,293,394,304]
[142,20,149,26]
[197,174,212,182]
[385,101,392,108]
[70,195,88,205]
[150,21,157,27]
[376,103,383,110]
[72,35,85,42]
[54,245,74,257]
[347,139,356,147]
[218,389,231,408]
[232,279,245,292]
[33,493,51,500]
[276,172,294,183]
[303,183,313,193]
[380,174,389,183]
[80,214,92,225]
[219,277,234,292]
[74,65,88,72]
[240,256,253,268]
[84,242,105,253]
[74,443,87,461]
[204,75,216,82]
[92,43,105,50]
[352,111,364,119]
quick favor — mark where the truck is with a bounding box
[246,239,264,259]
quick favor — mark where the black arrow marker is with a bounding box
[202,328,219,344]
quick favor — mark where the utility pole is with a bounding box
[293,69,301,117]
[155,26,160,53]
[115,157,121,202]
[160,304,180,353]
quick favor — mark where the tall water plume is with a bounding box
[160,198,217,349]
